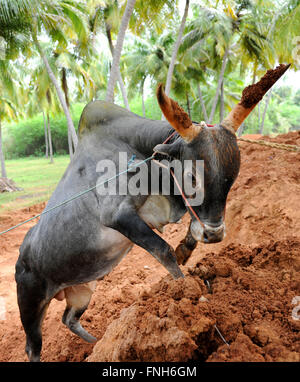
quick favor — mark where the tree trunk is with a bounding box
[105,0,137,103]
[105,24,130,110]
[161,0,189,120]
[61,68,70,108]
[237,122,245,137]
[208,48,229,124]
[260,89,272,135]
[67,128,73,160]
[165,0,189,96]
[42,111,49,159]
[141,79,146,118]
[32,34,78,148]
[117,72,130,110]
[47,112,54,164]
[0,118,7,178]
[197,83,208,123]
[61,68,74,159]
[219,80,224,123]
[186,92,191,118]
[252,59,257,85]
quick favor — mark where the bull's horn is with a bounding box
[157,84,201,142]
[221,64,291,133]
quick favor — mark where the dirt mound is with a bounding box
[88,239,300,362]
[0,131,299,362]
[241,134,262,140]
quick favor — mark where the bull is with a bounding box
[15,64,289,361]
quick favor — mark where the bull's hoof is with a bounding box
[175,243,192,265]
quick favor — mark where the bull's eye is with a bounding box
[186,172,197,188]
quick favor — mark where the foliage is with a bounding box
[3,103,85,158]
[1,0,300,163]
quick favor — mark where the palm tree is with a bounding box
[256,0,298,134]
[0,61,20,178]
[88,0,130,109]
[274,0,300,65]
[29,46,66,161]
[105,0,137,103]
[42,111,49,159]
[0,119,7,178]
[0,0,90,149]
[173,4,233,123]
[165,0,190,96]
[180,1,277,125]
[123,31,176,112]
[31,3,89,148]
[55,49,96,156]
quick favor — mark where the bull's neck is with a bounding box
[119,119,175,158]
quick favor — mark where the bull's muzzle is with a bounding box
[191,220,225,243]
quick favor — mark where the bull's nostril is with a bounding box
[203,231,209,241]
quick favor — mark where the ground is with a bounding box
[0,131,299,362]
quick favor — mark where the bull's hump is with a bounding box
[78,100,142,137]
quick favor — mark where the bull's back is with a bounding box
[78,100,142,138]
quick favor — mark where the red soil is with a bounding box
[0,131,299,362]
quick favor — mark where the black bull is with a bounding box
[15,97,241,361]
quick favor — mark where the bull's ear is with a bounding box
[157,84,201,142]
[153,143,180,158]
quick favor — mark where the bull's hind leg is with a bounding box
[62,281,97,343]
[15,261,50,362]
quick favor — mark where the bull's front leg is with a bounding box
[175,220,197,265]
[111,207,184,279]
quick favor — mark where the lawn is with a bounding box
[0,156,70,213]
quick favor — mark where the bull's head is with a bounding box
[155,64,290,243]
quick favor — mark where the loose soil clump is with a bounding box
[88,239,300,362]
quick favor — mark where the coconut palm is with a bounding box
[105,0,137,103]
[88,0,130,109]
[274,0,300,66]
[28,44,67,160]
[258,0,300,134]
[31,1,90,148]
[55,49,97,155]
[0,61,21,178]
[123,31,175,108]
[0,0,90,149]
[179,1,277,125]
[165,0,190,97]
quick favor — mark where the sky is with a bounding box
[281,69,300,91]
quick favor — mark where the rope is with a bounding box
[207,122,300,152]
[0,131,177,237]
[204,279,230,347]
[152,159,205,228]
[0,155,155,236]
[1,129,298,236]
[237,137,300,152]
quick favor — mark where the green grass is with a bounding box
[0,155,70,213]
